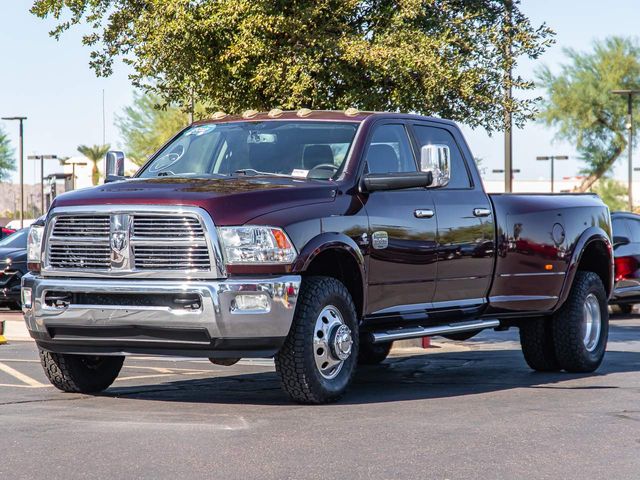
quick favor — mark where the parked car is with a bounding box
[0,228,29,309]
[22,110,613,404]
[1,226,16,239]
[610,211,640,314]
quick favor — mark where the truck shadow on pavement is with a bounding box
[104,348,640,406]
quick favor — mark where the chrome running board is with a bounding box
[370,319,500,343]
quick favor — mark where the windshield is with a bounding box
[138,121,359,180]
[0,228,28,249]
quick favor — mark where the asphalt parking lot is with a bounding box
[1,313,639,480]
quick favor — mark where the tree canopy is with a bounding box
[537,37,640,192]
[0,127,16,181]
[591,177,627,212]
[31,0,553,132]
[77,144,110,185]
[115,93,191,165]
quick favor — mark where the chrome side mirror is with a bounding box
[420,144,450,188]
[104,151,125,183]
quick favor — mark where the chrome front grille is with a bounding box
[44,207,219,277]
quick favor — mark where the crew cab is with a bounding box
[22,110,613,404]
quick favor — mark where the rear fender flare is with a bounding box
[556,227,613,309]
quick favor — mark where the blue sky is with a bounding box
[1,0,639,185]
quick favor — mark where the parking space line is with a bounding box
[0,362,46,387]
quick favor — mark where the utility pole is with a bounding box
[2,116,27,228]
[503,0,513,193]
[612,89,639,211]
[27,154,57,215]
[536,155,569,193]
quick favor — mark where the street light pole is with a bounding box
[612,90,640,211]
[536,155,569,193]
[2,116,27,228]
[27,154,57,215]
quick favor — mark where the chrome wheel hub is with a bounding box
[582,293,601,352]
[313,305,352,379]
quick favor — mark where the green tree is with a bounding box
[115,93,190,165]
[77,144,110,185]
[537,37,640,192]
[591,177,627,212]
[0,126,16,180]
[31,0,553,132]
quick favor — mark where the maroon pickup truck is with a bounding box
[22,110,613,404]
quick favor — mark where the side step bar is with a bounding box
[370,319,500,344]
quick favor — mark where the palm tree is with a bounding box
[77,144,110,185]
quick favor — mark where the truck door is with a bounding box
[362,122,438,315]
[410,123,495,312]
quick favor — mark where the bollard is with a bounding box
[0,320,6,345]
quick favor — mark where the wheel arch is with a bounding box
[293,233,366,318]
[557,227,613,310]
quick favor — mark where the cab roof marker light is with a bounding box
[242,109,259,119]
[268,108,284,118]
[297,108,312,118]
[344,107,360,117]
[211,111,228,120]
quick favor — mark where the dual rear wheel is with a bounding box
[519,271,608,373]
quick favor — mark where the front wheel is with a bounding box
[39,350,124,393]
[552,271,608,373]
[275,276,358,404]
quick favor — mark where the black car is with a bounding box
[611,212,640,314]
[0,228,29,310]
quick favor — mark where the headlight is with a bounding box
[27,224,45,270]
[218,226,297,264]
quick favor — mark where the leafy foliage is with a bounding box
[590,177,627,212]
[537,37,640,192]
[0,127,16,181]
[77,144,110,185]
[115,93,190,165]
[31,0,553,132]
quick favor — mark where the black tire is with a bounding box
[358,339,392,365]
[274,276,359,404]
[39,350,124,393]
[519,317,561,372]
[8,302,21,311]
[552,271,608,373]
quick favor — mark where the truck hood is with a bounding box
[51,176,338,225]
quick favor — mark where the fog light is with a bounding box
[22,288,32,309]
[232,294,270,313]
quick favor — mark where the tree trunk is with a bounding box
[92,161,100,186]
[574,145,624,193]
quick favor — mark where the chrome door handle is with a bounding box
[473,208,492,217]
[414,209,435,218]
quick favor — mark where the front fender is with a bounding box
[556,226,613,310]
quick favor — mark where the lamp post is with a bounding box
[27,154,57,215]
[1,116,27,228]
[612,89,640,211]
[536,155,569,193]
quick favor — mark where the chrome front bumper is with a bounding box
[21,273,301,357]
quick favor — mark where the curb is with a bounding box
[3,320,31,342]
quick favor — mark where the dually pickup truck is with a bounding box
[22,110,613,404]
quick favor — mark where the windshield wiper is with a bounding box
[233,169,291,177]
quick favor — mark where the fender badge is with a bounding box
[372,231,389,250]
